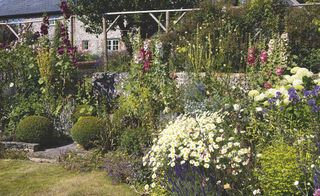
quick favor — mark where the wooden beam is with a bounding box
[5,24,19,39]
[70,16,75,47]
[102,16,108,68]
[106,15,121,32]
[174,12,187,25]
[25,23,33,30]
[0,17,64,25]
[149,13,166,32]
[165,11,169,33]
[104,8,200,16]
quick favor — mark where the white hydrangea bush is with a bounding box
[143,111,251,188]
[248,67,320,106]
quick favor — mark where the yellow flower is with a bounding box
[248,90,259,98]
[224,183,231,190]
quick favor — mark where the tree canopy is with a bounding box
[69,0,200,35]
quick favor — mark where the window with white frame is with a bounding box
[107,39,119,51]
[82,40,89,50]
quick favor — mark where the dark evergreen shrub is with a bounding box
[16,116,54,145]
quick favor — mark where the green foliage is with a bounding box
[16,116,54,146]
[105,51,131,72]
[257,142,305,195]
[72,104,95,123]
[71,116,105,149]
[104,151,150,185]
[119,128,150,156]
[6,94,45,135]
[286,6,320,71]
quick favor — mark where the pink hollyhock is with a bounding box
[260,50,268,63]
[276,67,284,76]
[264,82,272,89]
[314,189,320,196]
[247,53,256,65]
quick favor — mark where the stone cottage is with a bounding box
[0,0,126,55]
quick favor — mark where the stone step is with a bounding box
[1,141,40,152]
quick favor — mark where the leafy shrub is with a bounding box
[257,142,305,195]
[15,116,54,146]
[71,104,94,123]
[106,51,131,72]
[71,116,104,149]
[119,128,151,156]
[104,151,149,185]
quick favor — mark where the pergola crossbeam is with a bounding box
[5,24,19,39]
[104,8,200,16]
[174,12,187,25]
[149,13,167,32]
[107,15,121,32]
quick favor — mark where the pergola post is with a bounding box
[70,15,75,47]
[165,11,169,33]
[102,16,108,68]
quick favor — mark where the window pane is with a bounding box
[113,40,119,51]
[82,40,89,50]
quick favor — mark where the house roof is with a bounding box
[0,0,61,19]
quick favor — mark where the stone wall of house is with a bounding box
[23,16,126,55]
[73,17,126,55]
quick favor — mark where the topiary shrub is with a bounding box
[15,116,54,146]
[71,116,104,150]
[257,142,305,195]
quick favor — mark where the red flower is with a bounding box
[57,47,65,55]
[264,82,272,89]
[275,67,284,76]
[247,53,256,65]
[260,50,268,63]
[60,1,72,19]
[139,48,152,72]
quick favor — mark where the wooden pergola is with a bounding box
[101,8,200,64]
[0,16,76,44]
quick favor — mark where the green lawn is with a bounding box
[0,159,137,196]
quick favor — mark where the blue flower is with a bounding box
[308,99,319,113]
[288,88,300,104]
[304,90,313,97]
[313,85,320,97]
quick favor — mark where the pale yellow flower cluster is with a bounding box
[248,67,320,105]
[143,111,251,187]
